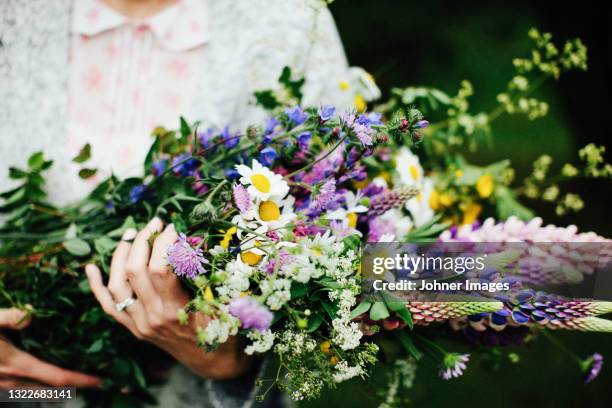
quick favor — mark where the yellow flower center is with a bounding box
[409,164,420,181]
[347,212,358,228]
[476,174,494,198]
[320,341,332,355]
[454,169,464,179]
[339,80,350,90]
[330,355,340,366]
[251,174,271,193]
[439,193,454,207]
[240,251,262,266]
[259,200,281,221]
[354,94,367,112]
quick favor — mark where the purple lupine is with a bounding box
[439,353,470,380]
[232,184,251,213]
[311,179,336,211]
[318,105,336,122]
[167,233,208,279]
[285,106,308,126]
[229,297,274,332]
[584,353,604,383]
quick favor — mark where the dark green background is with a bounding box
[302,1,610,407]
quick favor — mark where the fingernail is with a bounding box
[121,228,137,241]
[149,217,163,231]
[165,223,175,232]
[85,264,95,276]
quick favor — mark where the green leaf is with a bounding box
[27,152,45,170]
[290,283,308,299]
[369,302,390,321]
[72,143,91,163]
[495,185,535,220]
[398,331,422,360]
[87,338,104,353]
[179,116,191,138]
[254,90,280,110]
[8,167,27,179]
[108,216,137,238]
[131,362,147,388]
[322,301,338,319]
[94,236,117,255]
[65,223,78,240]
[78,168,97,179]
[395,308,414,330]
[306,314,323,333]
[63,239,91,256]
[350,301,372,319]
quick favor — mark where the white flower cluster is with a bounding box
[274,327,317,355]
[199,309,240,346]
[330,288,363,351]
[332,360,364,382]
[215,259,253,301]
[260,277,292,310]
[244,329,275,355]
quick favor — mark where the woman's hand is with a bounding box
[0,308,102,389]
[86,218,252,380]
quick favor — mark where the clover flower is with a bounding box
[583,353,603,383]
[229,297,274,332]
[232,184,251,214]
[439,353,470,380]
[167,233,208,279]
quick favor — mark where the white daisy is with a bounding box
[236,159,289,201]
[395,147,424,187]
[254,195,297,233]
[406,177,435,227]
[326,191,368,229]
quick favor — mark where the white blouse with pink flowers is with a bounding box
[67,0,209,185]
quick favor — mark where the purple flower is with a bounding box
[353,123,375,146]
[225,169,240,180]
[167,233,208,279]
[297,131,312,151]
[264,117,281,136]
[356,112,382,126]
[415,120,430,129]
[318,105,336,121]
[259,147,277,166]
[285,106,308,126]
[584,353,604,383]
[311,179,336,211]
[439,353,470,380]
[233,184,251,213]
[229,297,273,332]
[129,184,147,203]
[340,111,356,128]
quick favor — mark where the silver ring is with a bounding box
[115,297,136,312]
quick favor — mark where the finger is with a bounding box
[11,349,101,388]
[0,308,31,330]
[125,218,163,311]
[148,224,184,300]
[108,228,137,301]
[85,264,140,333]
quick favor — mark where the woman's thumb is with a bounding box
[0,307,32,330]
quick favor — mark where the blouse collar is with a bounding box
[72,0,210,51]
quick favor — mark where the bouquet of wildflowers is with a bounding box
[1,27,611,407]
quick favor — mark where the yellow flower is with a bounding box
[439,192,454,207]
[352,178,370,189]
[462,203,482,225]
[354,94,367,112]
[329,355,339,365]
[320,341,332,355]
[339,80,350,90]
[220,227,237,249]
[347,212,358,229]
[476,174,494,198]
[429,190,440,210]
[240,251,262,266]
[204,286,214,302]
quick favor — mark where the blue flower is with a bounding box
[285,106,308,126]
[225,169,240,180]
[221,125,239,149]
[151,159,167,177]
[414,120,429,129]
[172,153,198,177]
[264,117,281,135]
[259,147,278,166]
[297,131,312,151]
[129,184,147,203]
[318,105,336,121]
[197,127,216,148]
[356,112,383,126]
